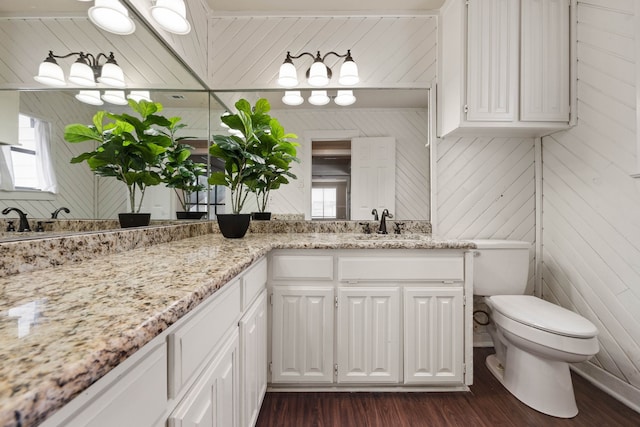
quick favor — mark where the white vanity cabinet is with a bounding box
[268,250,473,390]
[439,0,571,137]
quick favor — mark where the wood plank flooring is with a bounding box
[256,347,640,427]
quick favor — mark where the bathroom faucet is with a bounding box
[371,209,379,220]
[377,209,393,234]
[2,207,31,232]
[51,207,70,219]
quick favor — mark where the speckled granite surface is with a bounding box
[0,229,468,427]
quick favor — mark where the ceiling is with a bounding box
[206,0,446,14]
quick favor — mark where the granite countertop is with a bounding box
[0,232,474,427]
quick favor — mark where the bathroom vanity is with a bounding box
[0,228,475,427]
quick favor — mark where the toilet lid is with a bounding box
[488,295,598,338]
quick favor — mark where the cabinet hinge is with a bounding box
[269,293,273,306]
[463,295,467,306]
[334,364,338,376]
[335,296,339,308]
[463,104,469,114]
[463,363,466,374]
[269,362,273,373]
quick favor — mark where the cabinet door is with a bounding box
[239,290,267,427]
[466,0,519,121]
[169,331,239,427]
[271,286,334,383]
[520,0,570,122]
[404,288,464,384]
[337,287,401,383]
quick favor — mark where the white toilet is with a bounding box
[471,239,599,418]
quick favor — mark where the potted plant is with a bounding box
[208,98,271,237]
[64,100,177,228]
[161,142,207,219]
[247,117,298,220]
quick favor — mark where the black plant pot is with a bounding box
[251,212,272,221]
[216,213,251,238]
[176,211,207,220]
[118,213,151,228]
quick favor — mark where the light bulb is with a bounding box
[150,0,191,35]
[88,0,136,35]
[282,91,304,106]
[308,90,330,106]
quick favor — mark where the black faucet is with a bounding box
[377,209,393,234]
[51,207,70,219]
[371,209,379,220]
[393,222,406,235]
[2,207,31,232]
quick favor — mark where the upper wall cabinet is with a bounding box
[438,0,572,138]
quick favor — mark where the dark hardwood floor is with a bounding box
[256,347,640,427]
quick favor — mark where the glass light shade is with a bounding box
[282,91,304,106]
[97,62,126,88]
[68,61,96,87]
[75,90,104,106]
[339,59,359,85]
[34,61,66,87]
[127,90,151,102]
[150,0,191,35]
[307,61,329,87]
[278,62,298,87]
[334,90,356,106]
[88,0,136,35]
[308,90,330,106]
[101,90,128,105]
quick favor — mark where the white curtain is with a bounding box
[0,145,15,191]
[34,118,57,193]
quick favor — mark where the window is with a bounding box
[0,114,57,193]
[312,187,337,219]
[12,115,39,189]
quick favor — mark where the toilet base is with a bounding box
[486,350,578,418]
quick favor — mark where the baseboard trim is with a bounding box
[571,361,640,414]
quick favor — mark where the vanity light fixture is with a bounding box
[281,89,356,107]
[34,51,126,88]
[87,0,136,35]
[126,90,152,102]
[277,50,359,88]
[75,90,151,106]
[75,90,104,106]
[101,90,128,105]
[150,0,192,35]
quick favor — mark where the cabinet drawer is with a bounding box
[242,257,267,310]
[271,255,334,281]
[168,282,241,398]
[338,256,464,282]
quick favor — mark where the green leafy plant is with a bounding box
[208,98,298,214]
[64,100,180,213]
[247,118,298,213]
[161,143,207,212]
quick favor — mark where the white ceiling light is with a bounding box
[334,90,356,106]
[88,0,136,35]
[277,50,359,88]
[101,90,128,105]
[338,52,359,86]
[308,90,330,106]
[33,56,66,87]
[150,0,192,35]
[282,91,304,106]
[68,56,96,87]
[307,55,329,87]
[126,90,152,102]
[75,90,104,106]
[96,54,126,87]
[278,57,298,88]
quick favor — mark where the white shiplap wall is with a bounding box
[541,0,640,404]
[208,15,437,90]
[435,136,537,293]
[259,108,430,219]
[2,91,100,219]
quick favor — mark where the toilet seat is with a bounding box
[488,295,598,338]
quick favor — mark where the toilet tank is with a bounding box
[470,240,530,296]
